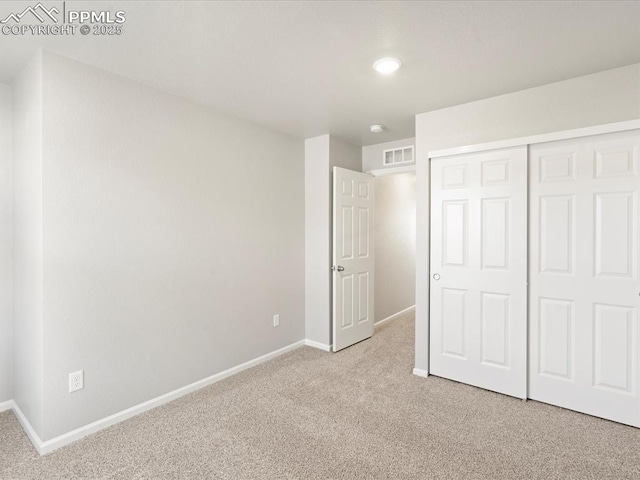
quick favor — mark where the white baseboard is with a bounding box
[375,305,415,327]
[303,339,332,352]
[8,339,306,455]
[0,399,14,413]
[412,368,429,378]
[12,402,44,454]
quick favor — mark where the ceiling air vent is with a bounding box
[383,146,414,166]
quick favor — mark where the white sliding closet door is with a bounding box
[529,130,640,427]
[430,146,527,399]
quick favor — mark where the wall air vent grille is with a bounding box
[383,146,414,165]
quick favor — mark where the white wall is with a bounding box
[304,135,361,348]
[0,84,13,404]
[31,51,305,441]
[374,173,415,322]
[362,138,415,173]
[414,63,640,372]
[12,52,44,435]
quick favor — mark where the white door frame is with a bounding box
[367,165,416,177]
[414,120,640,378]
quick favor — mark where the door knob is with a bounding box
[332,265,345,272]
[433,273,440,281]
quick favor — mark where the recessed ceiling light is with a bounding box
[373,57,402,75]
[369,124,385,133]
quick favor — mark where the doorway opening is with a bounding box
[373,171,416,325]
[331,165,416,351]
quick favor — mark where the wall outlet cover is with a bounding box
[69,370,84,393]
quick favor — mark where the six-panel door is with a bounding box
[332,167,375,352]
[429,146,528,399]
[529,130,640,427]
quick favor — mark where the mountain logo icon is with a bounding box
[1,3,59,24]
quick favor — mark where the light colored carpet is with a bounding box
[1,312,639,479]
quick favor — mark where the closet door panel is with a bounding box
[430,146,527,399]
[529,130,640,427]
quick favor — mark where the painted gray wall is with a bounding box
[416,63,640,154]
[12,52,44,435]
[330,136,361,173]
[0,84,13,404]
[362,138,415,173]
[414,63,640,372]
[304,135,331,346]
[38,51,305,440]
[374,173,415,322]
[304,135,361,347]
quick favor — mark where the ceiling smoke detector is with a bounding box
[369,124,385,133]
[373,57,402,75]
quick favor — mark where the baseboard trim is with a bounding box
[11,339,306,455]
[375,305,415,327]
[12,402,45,454]
[0,399,14,413]
[303,339,332,352]
[412,368,429,378]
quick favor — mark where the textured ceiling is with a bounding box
[1,1,639,145]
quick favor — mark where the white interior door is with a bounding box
[429,146,527,398]
[529,130,640,427]
[332,167,375,352]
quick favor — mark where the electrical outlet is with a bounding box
[69,370,84,393]
[273,314,280,327]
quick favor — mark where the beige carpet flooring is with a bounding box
[1,312,639,479]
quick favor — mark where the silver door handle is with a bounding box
[332,265,345,272]
[432,273,440,281]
